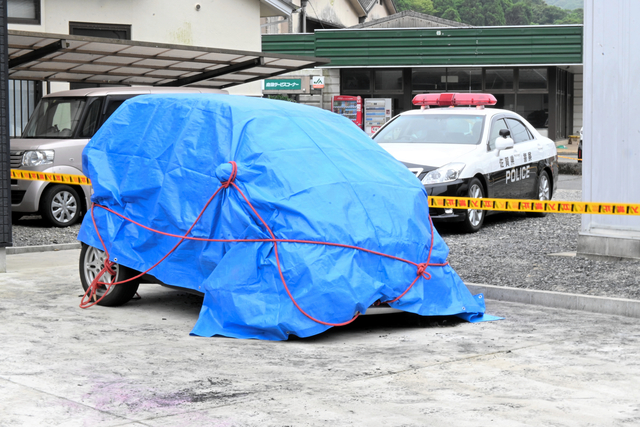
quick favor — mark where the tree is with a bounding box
[441,7,462,22]
[554,7,583,24]
[433,0,456,17]
[394,0,436,14]
[483,0,507,26]
[457,0,485,26]
[505,1,533,25]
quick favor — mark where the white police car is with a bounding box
[372,93,558,232]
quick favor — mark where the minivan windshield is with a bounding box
[373,114,485,145]
[22,97,87,138]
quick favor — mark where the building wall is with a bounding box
[262,0,395,34]
[10,0,261,50]
[9,0,265,95]
[578,0,640,259]
[573,72,583,135]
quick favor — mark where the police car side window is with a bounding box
[489,118,509,150]
[505,118,532,144]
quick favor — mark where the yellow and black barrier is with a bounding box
[11,169,91,185]
[430,196,640,216]
[11,169,638,216]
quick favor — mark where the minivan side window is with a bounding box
[101,97,137,127]
[78,98,103,138]
[505,118,533,144]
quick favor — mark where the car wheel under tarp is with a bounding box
[79,243,141,307]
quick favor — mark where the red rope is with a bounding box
[81,161,447,327]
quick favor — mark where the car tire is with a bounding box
[40,184,82,227]
[527,170,551,218]
[79,243,141,307]
[462,177,485,233]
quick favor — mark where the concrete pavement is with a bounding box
[1,249,640,426]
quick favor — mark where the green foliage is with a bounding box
[440,7,461,22]
[395,0,435,14]
[432,0,456,16]
[393,0,582,25]
[554,7,583,24]
[545,0,583,10]
[505,1,533,25]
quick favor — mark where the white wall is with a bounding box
[579,0,640,258]
[9,0,265,95]
[573,72,583,136]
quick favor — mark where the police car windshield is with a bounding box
[374,114,485,145]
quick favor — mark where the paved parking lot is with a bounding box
[1,249,640,427]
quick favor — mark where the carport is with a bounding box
[0,29,329,270]
[7,30,328,88]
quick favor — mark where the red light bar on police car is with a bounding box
[412,93,497,107]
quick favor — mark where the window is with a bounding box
[342,70,371,91]
[485,69,514,90]
[78,99,103,138]
[489,118,509,150]
[373,114,485,145]
[23,98,86,138]
[517,94,548,128]
[506,118,532,143]
[446,68,482,91]
[69,22,132,40]
[8,0,40,25]
[412,68,447,92]
[374,70,402,91]
[519,68,548,90]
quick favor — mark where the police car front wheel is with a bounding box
[462,178,485,233]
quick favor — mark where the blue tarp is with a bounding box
[78,94,495,340]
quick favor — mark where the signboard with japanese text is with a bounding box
[262,76,310,94]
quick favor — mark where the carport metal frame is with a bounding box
[7,30,329,88]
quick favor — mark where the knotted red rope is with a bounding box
[81,161,447,327]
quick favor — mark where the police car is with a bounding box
[372,93,558,232]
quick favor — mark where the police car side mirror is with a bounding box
[495,137,514,151]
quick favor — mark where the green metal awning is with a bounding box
[263,25,583,68]
[8,30,329,88]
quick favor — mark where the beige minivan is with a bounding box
[10,87,227,226]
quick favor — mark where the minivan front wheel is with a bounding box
[40,184,82,227]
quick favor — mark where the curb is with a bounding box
[6,242,81,255]
[8,245,638,320]
[558,162,582,175]
[467,283,640,319]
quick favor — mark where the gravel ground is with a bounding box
[10,188,640,300]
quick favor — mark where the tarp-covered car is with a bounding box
[78,94,495,340]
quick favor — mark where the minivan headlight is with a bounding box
[22,150,54,167]
[422,163,466,185]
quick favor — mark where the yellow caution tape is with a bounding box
[11,169,637,216]
[11,169,91,185]
[430,196,640,216]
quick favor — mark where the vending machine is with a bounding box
[364,98,393,136]
[332,95,362,128]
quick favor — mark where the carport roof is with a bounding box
[7,30,329,88]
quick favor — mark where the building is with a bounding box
[262,0,397,34]
[262,15,583,140]
[6,0,300,136]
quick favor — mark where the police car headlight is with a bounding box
[22,150,54,167]
[422,163,466,185]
